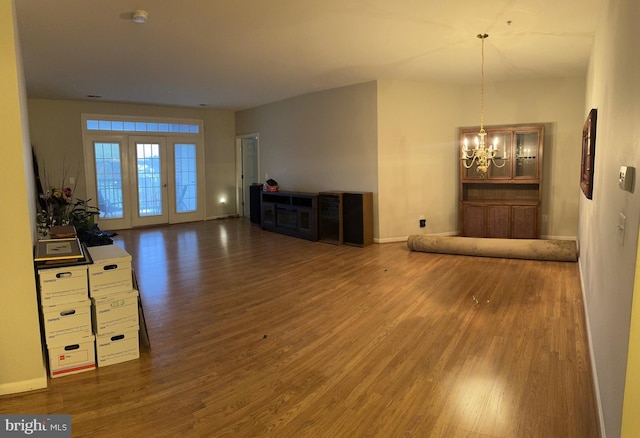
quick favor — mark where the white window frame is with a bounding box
[81,114,206,229]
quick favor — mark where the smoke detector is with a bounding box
[131,10,149,24]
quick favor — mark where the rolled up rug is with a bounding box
[406,235,577,262]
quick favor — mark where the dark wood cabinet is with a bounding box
[462,202,539,239]
[261,190,372,244]
[462,204,486,237]
[261,191,318,241]
[459,124,543,239]
[318,192,343,244]
[343,192,373,247]
[319,191,373,246]
[249,184,262,225]
[511,205,539,239]
[486,205,511,238]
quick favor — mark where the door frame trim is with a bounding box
[235,133,260,217]
[81,114,205,229]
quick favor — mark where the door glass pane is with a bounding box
[174,144,197,213]
[94,142,124,219]
[515,132,538,177]
[137,143,162,217]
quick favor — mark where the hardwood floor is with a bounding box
[2,219,599,437]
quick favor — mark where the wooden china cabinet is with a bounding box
[459,124,544,239]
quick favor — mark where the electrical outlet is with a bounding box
[419,216,426,228]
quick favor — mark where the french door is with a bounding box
[85,134,204,229]
[130,136,169,227]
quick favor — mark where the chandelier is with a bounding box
[462,33,504,175]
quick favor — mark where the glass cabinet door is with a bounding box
[515,131,539,178]
[487,131,512,178]
[461,131,512,179]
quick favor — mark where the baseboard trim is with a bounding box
[0,375,47,396]
[578,260,607,438]
[375,231,458,244]
[541,234,577,241]
[205,214,241,221]
[375,236,409,244]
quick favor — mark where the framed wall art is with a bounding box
[580,108,597,199]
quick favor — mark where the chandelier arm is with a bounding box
[462,155,477,169]
[490,158,506,168]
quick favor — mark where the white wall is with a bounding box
[27,99,236,220]
[377,77,585,241]
[581,0,640,436]
[376,80,462,240]
[235,81,379,232]
[459,77,586,239]
[202,109,237,217]
[236,77,585,242]
[0,0,47,395]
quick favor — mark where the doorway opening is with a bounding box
[235,134,260,219]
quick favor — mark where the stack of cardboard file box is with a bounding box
[36,238,141,377]
[87,244,140,368]
[38,260,95,378]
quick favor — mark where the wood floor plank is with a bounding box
[1,219,599,437]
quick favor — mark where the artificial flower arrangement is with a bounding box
[34,156,101,238]
[37,185,100,237]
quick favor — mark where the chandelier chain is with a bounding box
[461,33,505,175]
[478,33,488,131]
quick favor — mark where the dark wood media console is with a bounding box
[261,191,318,241]
[261,190,373,245]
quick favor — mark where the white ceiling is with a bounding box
[15,0,603,110]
